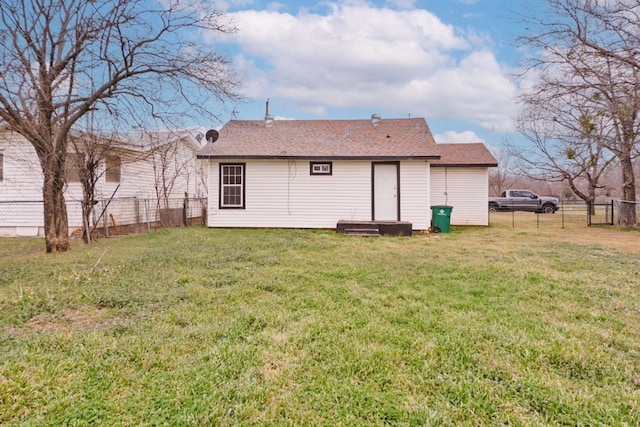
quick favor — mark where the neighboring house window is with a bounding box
[0,152,3,181]
[105,155,121,183]
[220,163,245,209]
[66,153,82,182]
[310,161,332,175]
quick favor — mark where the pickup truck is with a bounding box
[488,190,559,214]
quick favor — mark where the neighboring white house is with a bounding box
[0,129,206,237]
[197,116,497,231]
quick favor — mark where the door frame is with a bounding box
[371,161,400,221]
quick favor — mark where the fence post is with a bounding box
[102,200,108,237]
[610,200,614,225]
[183,192,189,227]
[135,197,140,233]
[146,199,150,232]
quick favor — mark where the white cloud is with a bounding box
[425,51,517,132]
[385,0,417,9]
[220,1,516,130]
[266,2,285,12]
[434,130,483,143]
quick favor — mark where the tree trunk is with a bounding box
[80,173,96,245]
[588,187,596,216]
[566,177,597,215]
[81,200,92,244]
[618,154,637,226]
[42,166,70,253]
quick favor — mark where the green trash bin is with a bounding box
[431,205,453,233]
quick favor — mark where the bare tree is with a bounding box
[67,132,105,244]
[67,128,134,244]
[147,131,200,226]
[513,88,616,213]
[488,146,518,196]
[0,0,239,252]
[517,0,640,226]
[150,134,192,209]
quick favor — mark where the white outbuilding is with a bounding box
[197,116,497,232]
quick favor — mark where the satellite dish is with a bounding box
[205,129,219,143]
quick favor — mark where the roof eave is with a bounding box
[431,163,498,168]
[197,154,441,161]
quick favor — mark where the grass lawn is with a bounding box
[1,226,639,426]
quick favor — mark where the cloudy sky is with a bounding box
[211,0,523,146]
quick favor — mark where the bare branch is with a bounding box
[0,0,240,251]
[516,0,640,223]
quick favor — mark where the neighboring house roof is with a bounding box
[0,128,203,155]
[197,117,442,160]
[120,130,203,153]
[429,143,498,167]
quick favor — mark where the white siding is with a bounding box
[147,137,207,201]
[0,135,46,236]
[0,133,43,202]
[400,161,430,230]
[206,159,431,230]
[430,167,489,226]
[0,132,204,236]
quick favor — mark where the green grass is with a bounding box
[1,226,639,426]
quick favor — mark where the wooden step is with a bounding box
[343,228,380,237]
[336,220,412,236]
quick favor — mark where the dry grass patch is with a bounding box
[26,305,118,333]
[486,224,640,252]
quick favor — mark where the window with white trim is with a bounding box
[220,163,245,208]
[310,161,332,175]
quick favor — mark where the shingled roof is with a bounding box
[429,143,498,167]
[197,117,441,160]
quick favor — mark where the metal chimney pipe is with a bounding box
[265,98,274,127]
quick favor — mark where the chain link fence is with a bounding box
[0,197,207,237]
[488,199,623,229]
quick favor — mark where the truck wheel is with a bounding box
[488,203,498,212]
[542,204,556,214]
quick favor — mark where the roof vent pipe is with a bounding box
[371,114,381,126]
[265,98,274,127]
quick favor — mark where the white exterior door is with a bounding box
[373,163,399,220]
